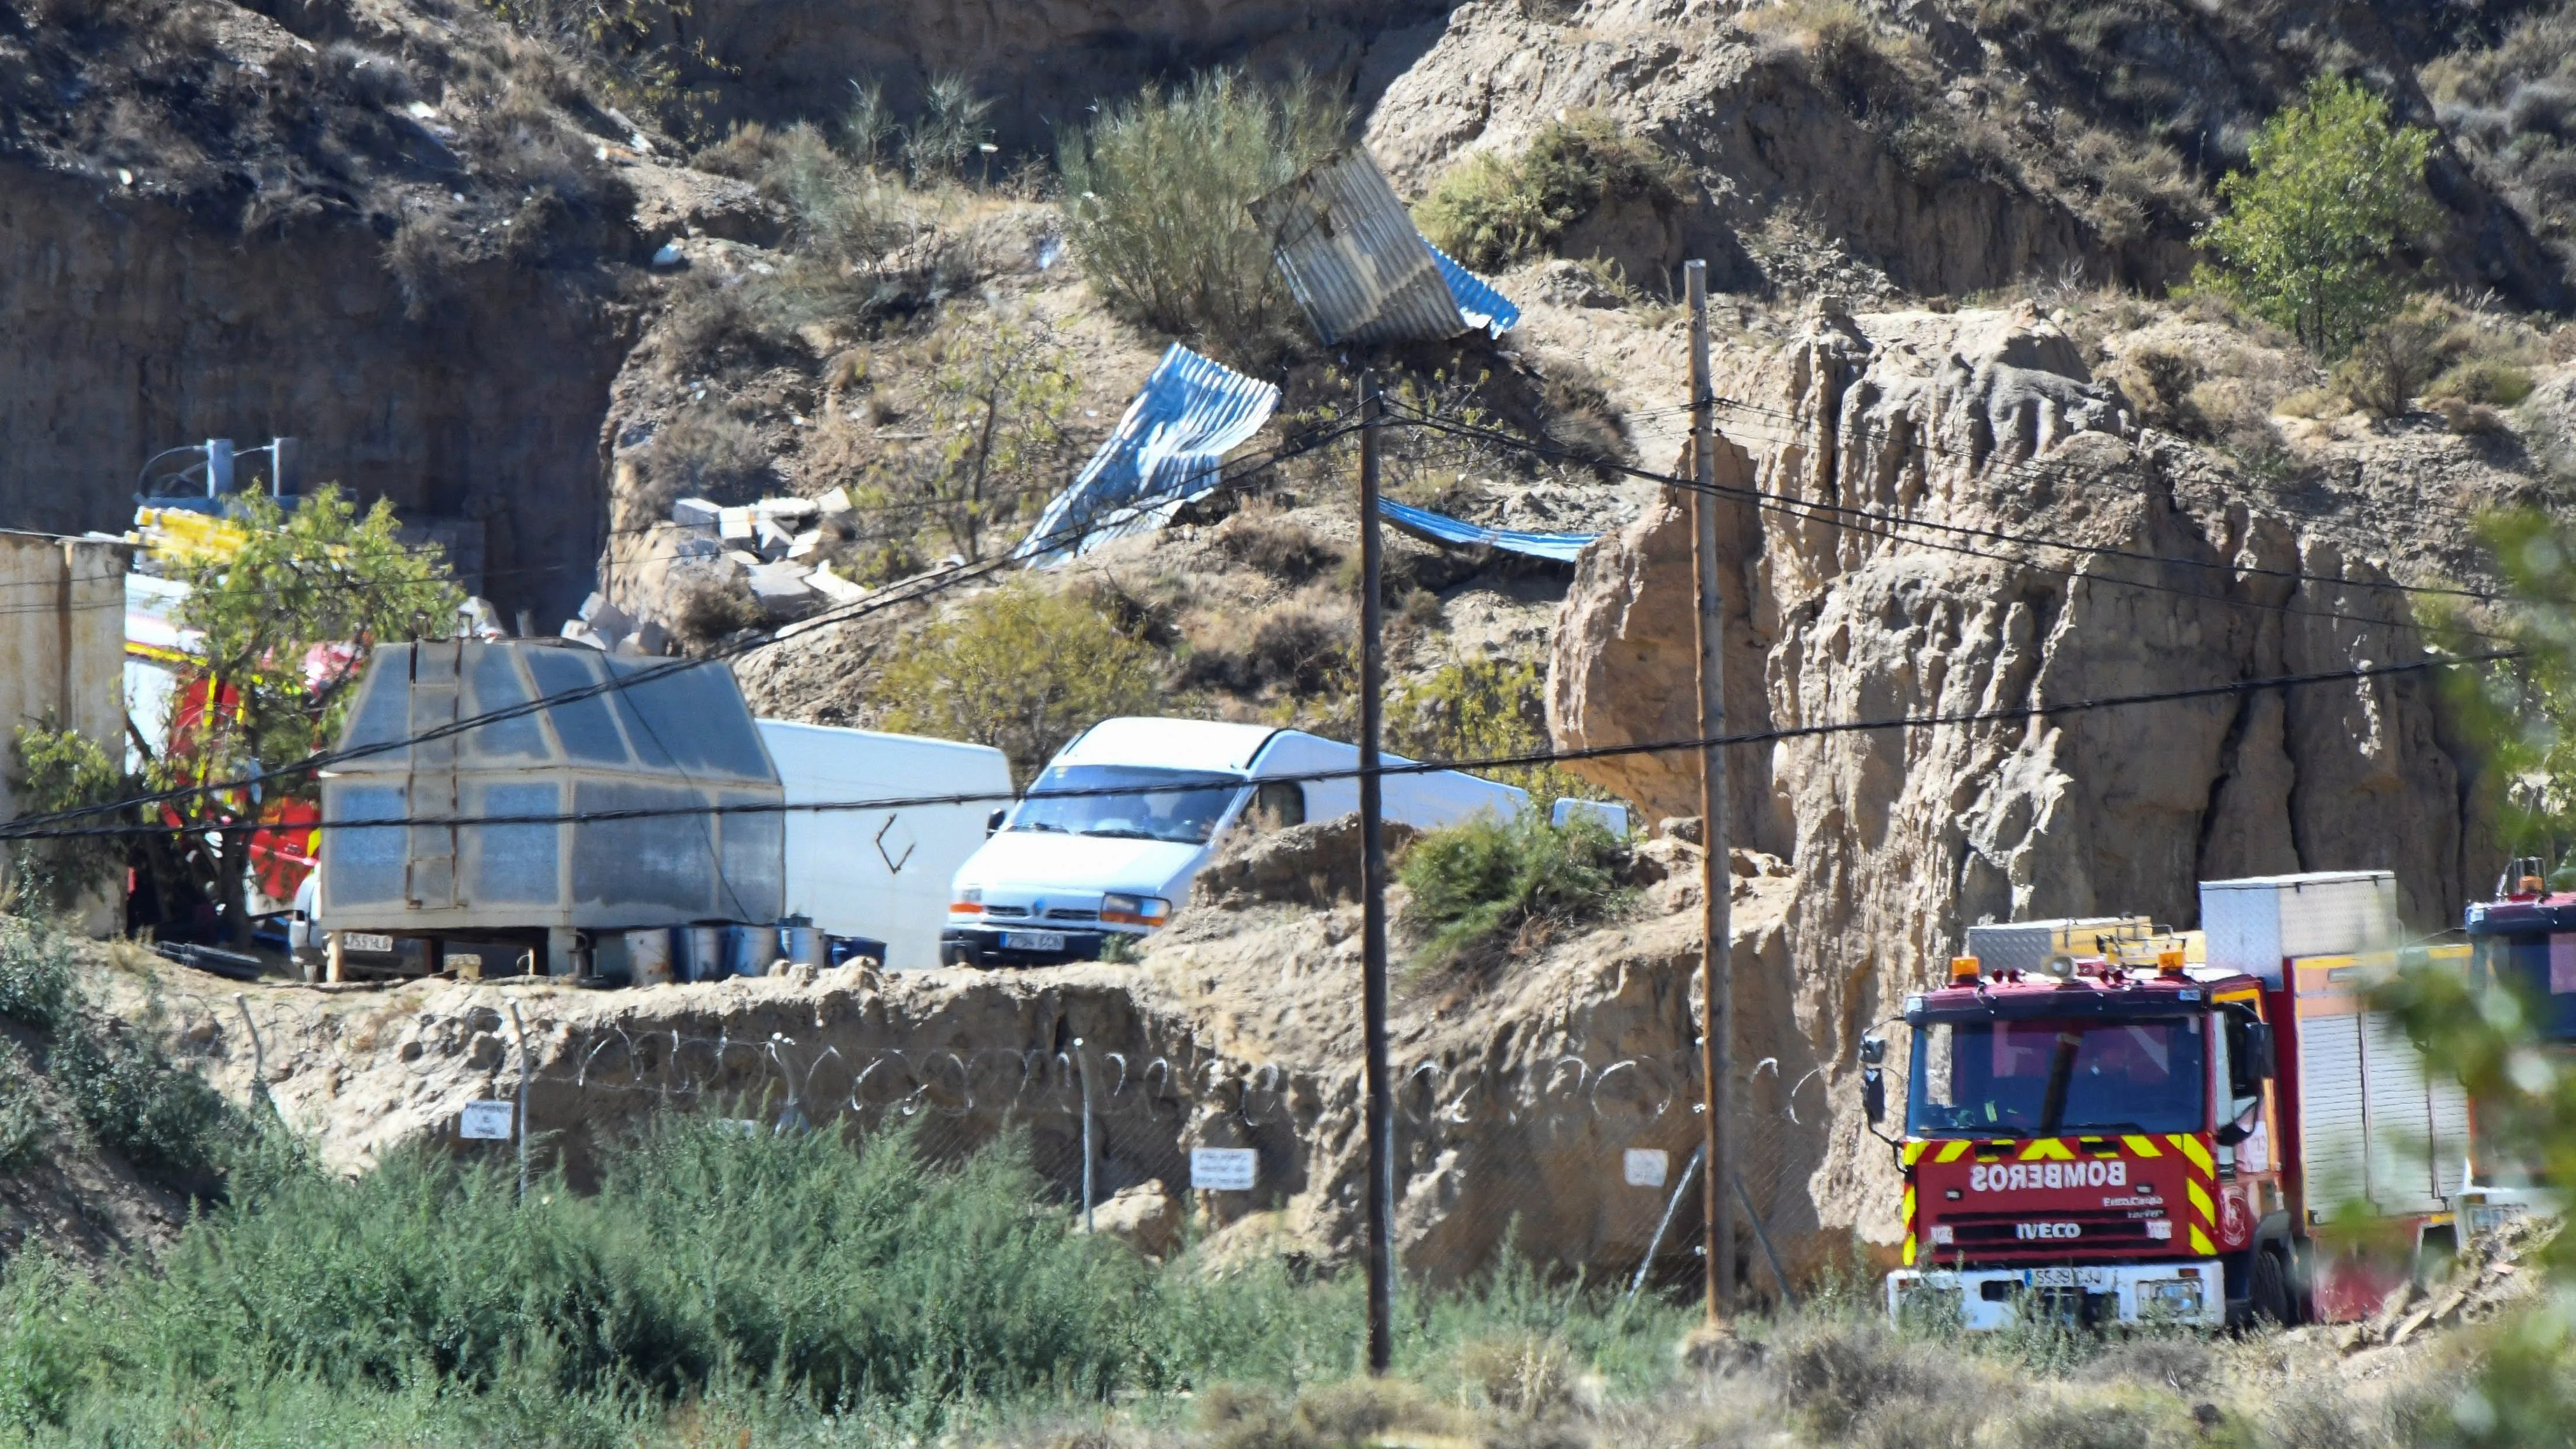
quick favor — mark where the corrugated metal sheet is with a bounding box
[1429,241,1522,335]
[1016,345,1280,567]
[1377,498,1596,564]
[1250,148,1520,345]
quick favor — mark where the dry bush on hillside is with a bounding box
[1179,602,1352,698]
[635,406,772,512]
[665,566,763,646]
[384,213,466,320]
[1210,510,1338,583]
[1415,111,1689,271]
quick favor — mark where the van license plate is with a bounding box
[1002,931,1067,953]
[343,933,394,954]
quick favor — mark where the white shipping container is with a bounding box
[758,720,1012,970]
[2201,871,2400,982]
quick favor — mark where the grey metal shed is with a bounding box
[317,640,784,948]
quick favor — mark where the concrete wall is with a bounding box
[0,534,130,933]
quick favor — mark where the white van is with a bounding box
[941,717,1527,967]
[758,720,1015,970]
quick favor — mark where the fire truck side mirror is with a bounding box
[1859,1033,1887,1066]
[2245,1021,2276,1080]
[1861,1066,1886,1125]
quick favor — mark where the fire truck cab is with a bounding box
[1873,872,2470,1330]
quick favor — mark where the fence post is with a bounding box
[506,1002,530,1204]
[1074,1038,1095,1234]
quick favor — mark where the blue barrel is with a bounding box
[728,923,781,976]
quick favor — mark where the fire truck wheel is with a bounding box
[2249,1246,2292,1326]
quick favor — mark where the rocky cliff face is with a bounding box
[1549,301,2501,1236]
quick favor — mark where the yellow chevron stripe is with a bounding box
[2019,1138,2075,1161]
[2171,1134,2214,1176]
[1901,1186,1917,1224]
[2122,1135,2162,1158]
[1936,1140,1971,1163]
[2189,1224,2214,1256]
[1903,1140,1926,1167]
[2186,1179,2213,1225]
[1903,1233,1917,1266]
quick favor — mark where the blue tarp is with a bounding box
[1016,345,1282,567]
[1377,499,1596,564]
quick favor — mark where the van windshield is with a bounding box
[1010,765,1245,845]
[1907,1016,2206,1138]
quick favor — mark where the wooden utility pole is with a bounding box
[1358,372,1395,1374]
[1686,259,1735,1319]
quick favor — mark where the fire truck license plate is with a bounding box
[1003,931,1067,953]
[2025,1268,2113,1289]
[343,933,394,954]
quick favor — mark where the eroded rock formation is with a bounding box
[1548,303,2490,1237]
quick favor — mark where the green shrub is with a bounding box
[2429,356,2537,407]
[1387,658,1605,804]
[1415,112,1685,272]
[1060,70,1346,360]
[904,72,995,180]
[0,918,71,1032]
[869,583,1163,783]
[0,1047,46,1173]
[2193,76,2443,356]
[1398,808,1629,972]
[54,1017,245,1182]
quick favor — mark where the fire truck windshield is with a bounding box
[1905,1015,2206,1137]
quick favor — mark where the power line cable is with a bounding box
[2,418,1366,833]
[0,650,2512,839]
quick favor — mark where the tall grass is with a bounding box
[0,1114,1693,1441]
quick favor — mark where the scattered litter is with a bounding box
[718,506,755,541]
[1249,147,1520,346]
[1037,234,1064,270]
[406,100,438,120]
[116,168,133,186]
[808,562,866,604]
[1376,498,1595,563]
[670,497,720,529]
[1016,345,1279,567]
[651,239,686,269]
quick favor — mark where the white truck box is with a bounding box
[758,720,1013,970]
[2201,871,2400,984]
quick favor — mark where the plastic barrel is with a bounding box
[785,925,828,968]
[683,926,725,983]
[728,923,781,977]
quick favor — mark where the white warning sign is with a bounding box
[459,1100,515,1140]
[1623,1148,1669,1187]
[1191,1147,1259,1191]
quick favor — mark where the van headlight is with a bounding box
[1100,894,1171,926]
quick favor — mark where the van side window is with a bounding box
[1252,781,1306,830]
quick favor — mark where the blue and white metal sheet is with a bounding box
[1249,148,1520,346]
[1376,498,1596,564]
[1016,344,1281,567]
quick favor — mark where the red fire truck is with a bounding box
[1867,871,2471,1329]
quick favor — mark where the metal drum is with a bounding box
[683,925,726,982]
[784,925,829,968]
[728,923,782,976]
[624,928,675,986]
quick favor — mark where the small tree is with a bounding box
[868,583,1161,782]
[2195,75,2443,357]
[859,315,1078,564]
[1059,70,1346,360]
[22,488,464,942]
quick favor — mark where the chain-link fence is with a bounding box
[137,978,1839,1305]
